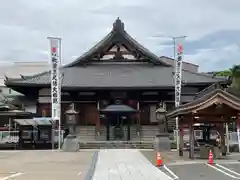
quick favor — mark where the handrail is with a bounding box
[0,130,64,143]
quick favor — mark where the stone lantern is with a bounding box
[62,103,79,152]
[156,106,167,134]
[155,103,170,152]
[65,103,78,136]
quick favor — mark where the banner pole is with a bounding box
[58,38,62,151]
[48,36,61,150]
[173,36,186,151]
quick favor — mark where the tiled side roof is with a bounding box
[166,88,240,118]
[0,61,49,86]
[160,56,198,72]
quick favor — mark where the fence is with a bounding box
[0,131,19,143]
[228,131,239,145]
[173,129,239,144]
[0,130,64,144]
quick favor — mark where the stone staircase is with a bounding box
[76,126,96,142]
[167,118,176,132]
[109,126,115,141]
[96,126,107,141]
[76,125,156,149]
[110,126,133,141]
[140,125,158,141]
[131,126,141,141]
[78,141,154,149]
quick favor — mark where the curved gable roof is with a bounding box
[166,88,240,118]
[65,18,171,67]
[4,18,227,89]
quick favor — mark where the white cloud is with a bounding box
[185,44,240,72]
[0,0,240,70]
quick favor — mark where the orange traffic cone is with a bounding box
[208,149,214,165]
[156,152,163,167]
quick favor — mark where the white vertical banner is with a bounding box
[175,41,184,108]
[174,37,185,151]
[49,38,61,120]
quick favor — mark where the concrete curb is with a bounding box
[84,151,99,180]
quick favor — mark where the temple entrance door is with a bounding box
[105,114,131,141]
[108,115,124,141]
[100,104,137,141]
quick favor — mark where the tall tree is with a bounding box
[231,65,240,89]
[215,70,232,77]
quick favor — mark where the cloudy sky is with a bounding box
[0,0,240,72]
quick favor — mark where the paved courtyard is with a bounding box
[166,162,240,180]
[142,149,240,179]
[92,149,174,180]
[0,150,94,180]
[1,149,240,179]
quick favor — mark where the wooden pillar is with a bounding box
[189,120,194,159]
[179,119,184,156]
[236,114,240,152]
[136,102,141,136]
[219,123,226,156]
[96,101,100,136]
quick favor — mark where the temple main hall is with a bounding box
[5,18,225,142]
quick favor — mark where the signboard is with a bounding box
[49,38,61,120]
[175,43,184,107]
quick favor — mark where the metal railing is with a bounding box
[0,130,64,144]
[173,130,239,145]
[0,131,19,143]
[53,130,64,143]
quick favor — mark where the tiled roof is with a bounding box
[166,88,240,118]
[4,18,226,89]
[5,64,226,89]
[65,18,170,67]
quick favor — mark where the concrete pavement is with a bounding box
[1,149,240,179]
[168,163,233,180]
[0,150,94,180]
[92,149,173,180]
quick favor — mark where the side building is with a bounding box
[0,61,49,128]
[5,18,226,142]
[0,61,49,115]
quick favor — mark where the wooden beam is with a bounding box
[104,51,135,55]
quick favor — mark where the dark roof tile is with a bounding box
[5,64,225,88]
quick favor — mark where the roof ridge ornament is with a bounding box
[113,17,124,32]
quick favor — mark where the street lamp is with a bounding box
[65,103,78,137]
[156,106,167,134]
